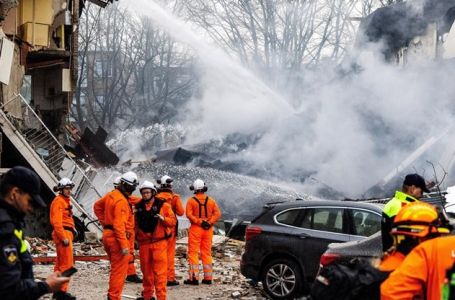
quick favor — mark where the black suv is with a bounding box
[240,199,383,299]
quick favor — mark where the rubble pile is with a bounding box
[26,237,54,256]
[26,237,106,258]
[31,235,267,299]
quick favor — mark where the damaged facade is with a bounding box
[359,0,455,64]
[0,0,117,238]
[357,0,455,197]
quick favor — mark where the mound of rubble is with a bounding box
[30,236,268,299]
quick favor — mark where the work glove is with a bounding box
[201,220,211,230]
[155,214,165,221]
[62,239,69,247]
[121,248,129,256]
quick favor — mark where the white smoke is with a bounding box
[120,0,455,197]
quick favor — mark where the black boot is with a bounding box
[53,291,77,300]
[167,280,180,286]
[201,279,212,285]
[126,274,143,283]
[183,277,199,285]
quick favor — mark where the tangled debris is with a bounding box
[31,235,267,299]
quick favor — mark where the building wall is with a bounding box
[0,29,24,118]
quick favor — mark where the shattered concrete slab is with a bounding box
[33,236,269,299]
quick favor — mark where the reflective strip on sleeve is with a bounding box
[13,229,27,253]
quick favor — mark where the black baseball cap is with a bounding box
[1,166,46,208]
[403,173,430,193]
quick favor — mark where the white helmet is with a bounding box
[190,179,207,193]
[57,177,75,189]
[113,176,121,187]
[139,180,157,193]
[157,175,173,188]
[120,171,138,186]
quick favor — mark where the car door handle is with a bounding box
[298,233,309,239]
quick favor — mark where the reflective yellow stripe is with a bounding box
[383,191,419,218]
[189,265,199,279]
[13,229,27,253]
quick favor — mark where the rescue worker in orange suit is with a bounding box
[94,176,142,284]
[184,179,221,285]
[50,178,77,300]
[156,175,184,286]
[381,220,455,300]
[94,176,121,226]
[135,180,176,300]
[101,171,138,300]
[126,193,142,283]
[381,173,429,251]
[379,202,450,273]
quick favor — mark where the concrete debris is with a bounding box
[31,235,267,299]
[26,236,106,257]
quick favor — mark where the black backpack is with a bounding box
[135,198,165,233]
[310,258,389,300]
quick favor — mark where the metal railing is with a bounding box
[0,94,102,234]
[9,93,103,200]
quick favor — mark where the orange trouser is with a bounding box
[139,241,168,300]
[127,233,137,276]
[167,232,177,281]
[188,225,213,280]
[52,230,74,292]
[103,233,129,300]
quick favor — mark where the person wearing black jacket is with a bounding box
[0,166,69,300]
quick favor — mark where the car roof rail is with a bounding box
[263,201,287,208]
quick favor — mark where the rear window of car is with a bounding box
[275,209,300,226]
[275,207,344,233]
[311,208,343,233]
[350,209,381,237]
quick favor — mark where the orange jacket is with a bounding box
[381,235,455,300]
[94,192,110,226]
[50,194,75,241]
[103,189,131,250]
[135,198,176,245]
[126,195,141,233]
[94,192,139,233]
[186,193,221,226]
[379,251,405,272]
[156,190,184,216]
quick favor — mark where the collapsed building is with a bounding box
[355,0,455,197]
[0,0,118,238]
[2,0,455,239]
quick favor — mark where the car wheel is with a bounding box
[261,258,303,299]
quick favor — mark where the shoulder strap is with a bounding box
[154,197,166,212]
[193,196,209,218]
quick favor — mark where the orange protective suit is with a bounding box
[101,189,132,300]
[381,235,455,300]
[95,192,140,277]
[50,193,75,292]
[378,251,405,272]
[156,189,184,282]
[136,198,176,300]
[127,195,141,276]
[185,193,221,281]
[93,192,110,226]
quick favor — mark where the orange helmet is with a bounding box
[391,202,451,238]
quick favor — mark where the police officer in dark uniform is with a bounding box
[0,166,69,300]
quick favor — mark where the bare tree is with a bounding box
[73,1,194,132]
